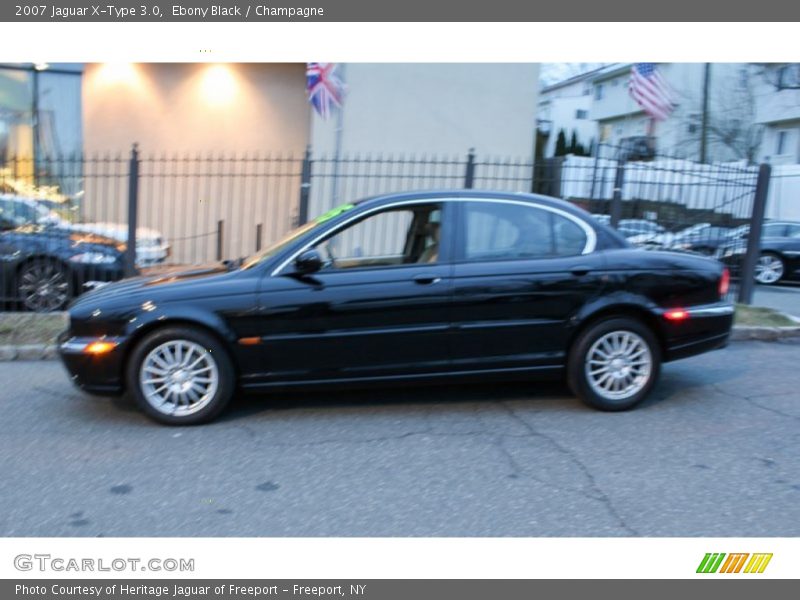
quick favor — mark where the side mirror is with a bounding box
[0,217,15,231]
[294,249,323,274]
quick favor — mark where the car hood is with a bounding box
[64,222,163,242]
[2,224,124,249]
[72,263,231,305]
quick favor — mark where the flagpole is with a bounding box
[331,64,346,206]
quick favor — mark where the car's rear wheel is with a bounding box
[567,317,661,411]
[754,252,784,285]
[17,259,72,312]
[127,326,235,425]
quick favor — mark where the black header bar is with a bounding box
[4,0,800,22]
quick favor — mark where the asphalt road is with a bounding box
[1,339,799,537]
[753,282,800,318]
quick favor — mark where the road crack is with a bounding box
[494,401,639,536]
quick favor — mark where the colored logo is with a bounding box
[696,553,773,574]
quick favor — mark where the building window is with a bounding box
[575,109,588,120]
[595,84,604,101]
[776,131,788,155]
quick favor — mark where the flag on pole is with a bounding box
[629,63,676,121]
[306,63,344,119]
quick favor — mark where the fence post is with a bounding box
[124,144,139,277]
[216,220,224,262]
[610,157,626,228]
[464,148,476,189]
[737,163,771,305]
[298,146,312,225]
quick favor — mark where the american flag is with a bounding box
[629,63,675,121]
[306,63,344,119]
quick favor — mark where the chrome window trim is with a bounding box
[271,197,597,277]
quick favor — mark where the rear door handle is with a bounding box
[413,274,442,285]
[570,265,591,276]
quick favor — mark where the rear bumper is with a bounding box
[658,301,734,362]
[58,332,126,395]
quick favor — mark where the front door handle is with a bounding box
[570,265,591,276]
[413,274,442,285]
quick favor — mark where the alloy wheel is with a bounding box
[139,340,220,417]
[755,254,783,285]
[18,261,70,312]
[584,330,653,401]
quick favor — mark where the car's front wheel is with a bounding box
[127,326,235,425]
[567,317,661,411]
[754,252,784,285]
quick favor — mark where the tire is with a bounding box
[17,259,72,312]
[567,317,661,411]
[126,326,235,425]
[754,252,784,285]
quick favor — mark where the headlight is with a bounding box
[69,252,118,264]
[136,237,163,249]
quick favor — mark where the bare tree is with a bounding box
[672,65,764,164]
[706,72,764,164]
[757,63,800,91]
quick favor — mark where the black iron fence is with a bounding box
[0,144,772,311]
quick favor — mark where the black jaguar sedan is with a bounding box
[59,191,734,425]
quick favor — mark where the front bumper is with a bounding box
[136,244,171,267]
[58,332,127,395]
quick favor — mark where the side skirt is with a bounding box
[240,364,565,392]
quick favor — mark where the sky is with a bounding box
[539,63,608,86]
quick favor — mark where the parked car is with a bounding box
[0,195,170,266]
[628,223,742,255]
[591,214,611,225]
[0,200,126,311]
[670,225,744,256]
[627,223,712,248]
[717,220,800,285]
[616,219,666,239]
[59,190,734,425]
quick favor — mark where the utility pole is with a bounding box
[700,63,711,163]
[330,64,346,205]
[32,67,40,186]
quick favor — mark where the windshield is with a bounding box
[0,199,38,226]
[240,203,356,270]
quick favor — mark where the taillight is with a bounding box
[719,267,730,298]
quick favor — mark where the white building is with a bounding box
[754,64,800,165]
[311,63,540,158]
[537,69,598,157]
[590,63,756,162]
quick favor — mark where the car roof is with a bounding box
[352,190,595,221]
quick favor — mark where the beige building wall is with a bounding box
[82,63,310,264]
[83,63,310,153]
[309,63,540,216]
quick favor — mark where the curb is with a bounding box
[729,326,800,342]
[0,344,59,361]
[1,326,799,362]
